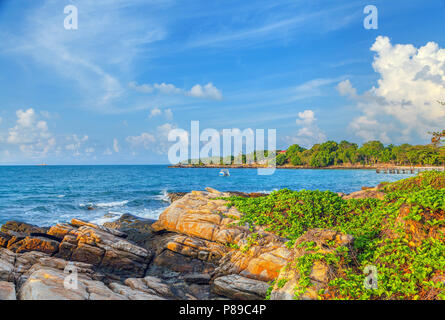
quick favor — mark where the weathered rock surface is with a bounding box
[211,274,269,300]
[343,188,385,200]
[0,281,16,300]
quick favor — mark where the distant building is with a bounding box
[278,150,287,154]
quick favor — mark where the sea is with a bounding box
[0,165,412,227]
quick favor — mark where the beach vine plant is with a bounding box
[224,171,445,300]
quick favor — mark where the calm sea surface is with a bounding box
[0,165,412,226]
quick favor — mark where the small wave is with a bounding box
[91,211,123,225]
[80,200,129,208]
[96,200,129,208]
[57,195,65,198]
[153,190,170,202]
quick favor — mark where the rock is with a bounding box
[148,249,215,276]
[47,223,77,239]
[19,268,89,300]
[343,188,385,200]
[0,248,16,281]
[100,247,148,278]
[183,273,211,285]
[215,241,291,282]
[70,218,127,238]
[0,232,12,248]
[7,236,60,254]
[103,213,155,247]
[125,276,176,298]
[108,282,165,300]
[1,221,48,235]
[0,281,16,300]
[152,191,247,245]
[205,187,221,194]
[19,266,124,300]
[167,192,187,203]
[270,229,353,300]
[211,274,269,300]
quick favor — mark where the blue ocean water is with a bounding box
[0,165,412,227]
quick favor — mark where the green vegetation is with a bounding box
[185,139,445,167]
[225,171,445,300]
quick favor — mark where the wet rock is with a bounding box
[0,281,16,300]
[211,274,269,300]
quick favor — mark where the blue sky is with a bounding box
[0,0,444,164]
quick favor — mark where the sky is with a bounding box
[0,0,444,164]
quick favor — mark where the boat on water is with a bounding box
[219,169,230,176]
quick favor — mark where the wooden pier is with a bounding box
[376,166,445,174]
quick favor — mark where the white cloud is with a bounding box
[285,109,326,148]
[149,107,162,118]
[339,36,445,142]
[129,81,222,100]
[126,133,156,149]
[295,110,316,125]
[148,107,174,120]
[188,83,222,100]
[7,108,55,156]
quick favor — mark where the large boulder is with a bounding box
[0,281,16,300]
[103,213,155,247]
[211,274,269,300]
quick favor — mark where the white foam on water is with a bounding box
[80,200,129,208]
[153,189,170,202]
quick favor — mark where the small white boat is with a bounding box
[219,169,230,176]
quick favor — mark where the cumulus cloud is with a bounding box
[125,123,178,155]
[126,132,156,149]
[188,83,222,100]
[129,81,222,100]
[285,109,326,148]
[148,107,174,119]
[7,108,55,156]
[339,36,445,142]
[149,107,162,118]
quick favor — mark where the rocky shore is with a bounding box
[0,176,443,300]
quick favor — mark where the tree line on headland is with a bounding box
[184,132,445,168]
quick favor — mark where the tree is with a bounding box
[359,141,384,164]
[276,153,287,166]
